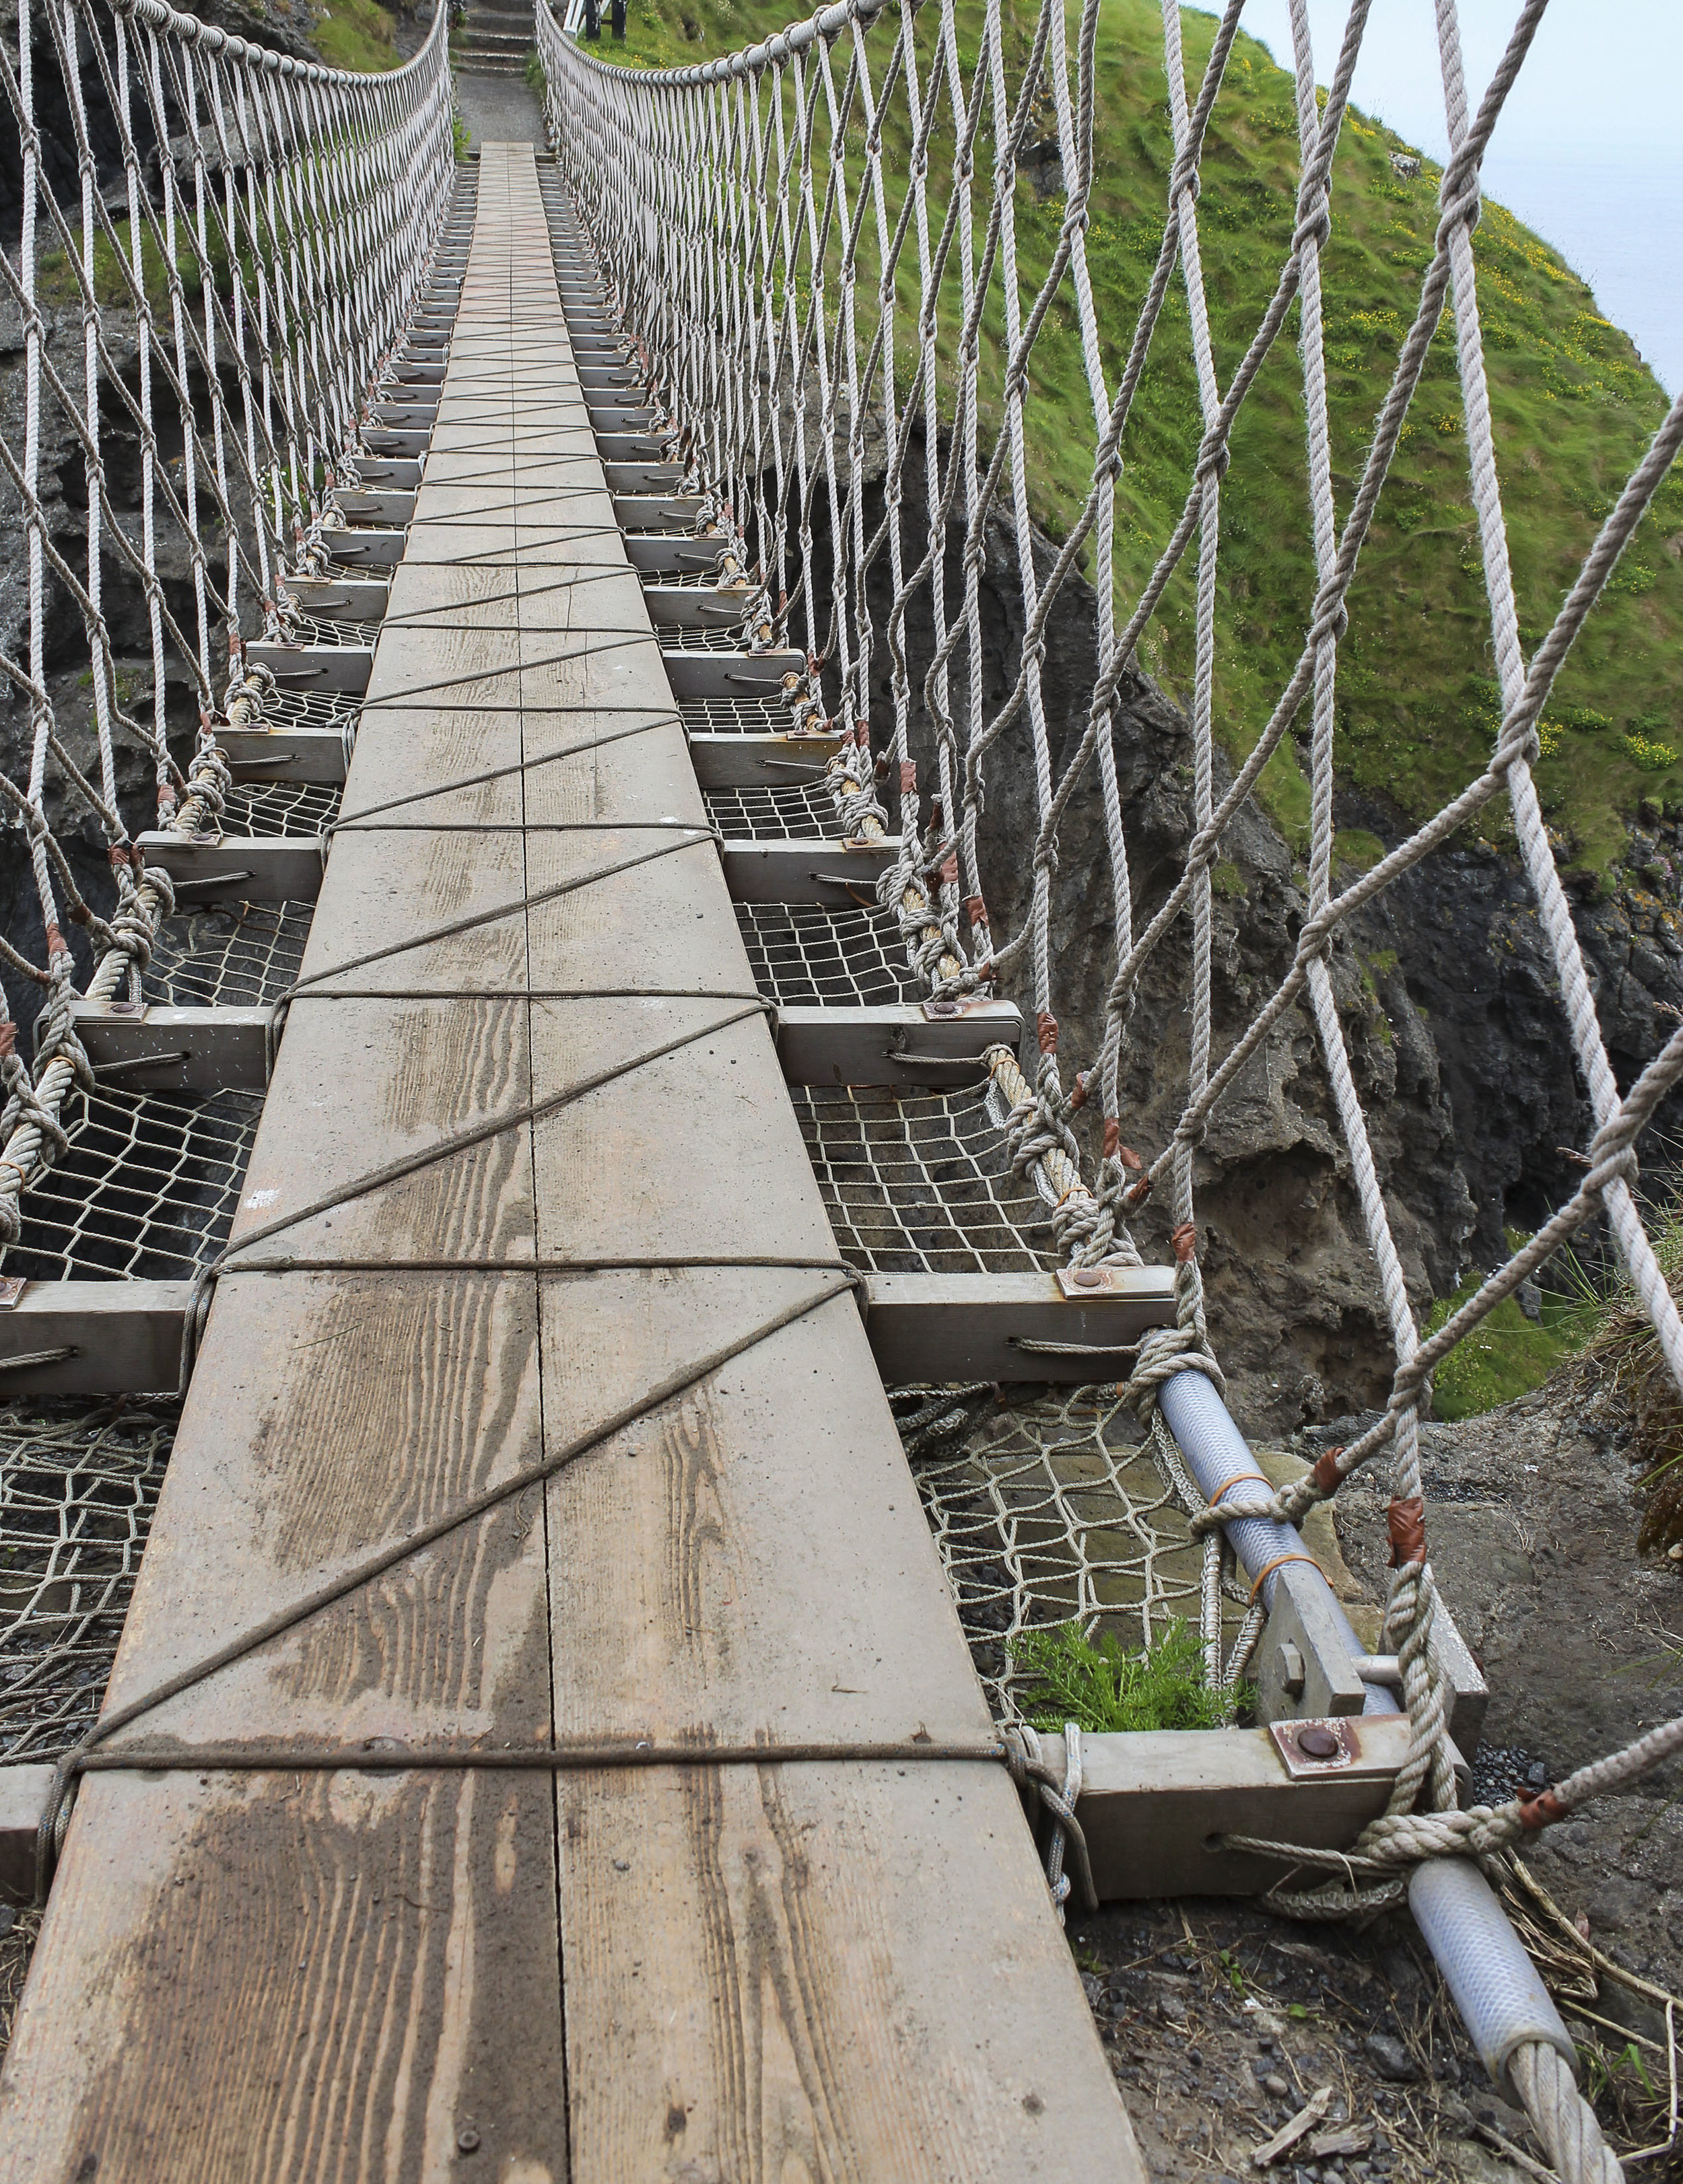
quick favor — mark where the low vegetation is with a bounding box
[1013,1614,1237,1732]
[311,0,399,72]
[1571,1199,1683,1551]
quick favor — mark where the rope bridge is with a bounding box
[0,0,1677,2167]
[536,0,1683,2173]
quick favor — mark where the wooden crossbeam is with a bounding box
[135,830,323,903]
[613,493,710,529]
[65,997,1016,1097]
[688,730,842,785]
[621,532,733,574]
[69,1001,271,1091]
[644,584,757,631]
[1037,1716,1426,1899]
[602,460,688,493]
[329,487,417,526]
[663,647,806,697]
[244,641,373,695]
[359,425,430,457]
[778,999,1021,1086]
[0,1723,1426,1913]
[594,433,673,462]
[862,1268,1177,1383]
[719,836,899,904]
[322,526,408,567]
[277,575,390,621]
[137,834,899,910]
[219,725,347,784]
[346,456,423,489]
[0,1278,190,1393]
[0,1767,55,1898]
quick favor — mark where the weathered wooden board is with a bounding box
[522,828,749,995]
[296,825,530,992]
[540,1268,988,1743]
[0,1767,565,2178]
[557,1761,1133,2181]
[229,996,536,1265]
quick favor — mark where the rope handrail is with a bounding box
[0,0,455,1243]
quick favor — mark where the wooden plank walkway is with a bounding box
[0,146,1142,2181]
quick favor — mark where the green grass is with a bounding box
[1012,1615,1237,1732]
[1424,1244,1593,1419]
[312,0,399,71]
[556,0,1683,885]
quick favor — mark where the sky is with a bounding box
[1187,1,1683,393]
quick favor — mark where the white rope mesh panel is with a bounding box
[0,1397,175,1761]
[0,0,454,1247]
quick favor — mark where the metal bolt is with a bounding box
[1295,1724,1340,1761]
[1072,1267,1104,1289]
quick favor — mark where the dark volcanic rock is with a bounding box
[843,455,1475,1430]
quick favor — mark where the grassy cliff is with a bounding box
[572,0,1683,884]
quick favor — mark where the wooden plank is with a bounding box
[135,831,323,905]
[230,998,535,1265]
[0,1265,565,2173]
[862,1268,1178,1382]
[70,1000,271,1090]
[557,1761,1130,2180]
[520,717,708,828]
[336,708,525,824]
[521,828,748,995]
[0,1277,188,1393]
[526,996,835,1266]
[777,999,1022,1086]
[720,835,901,905]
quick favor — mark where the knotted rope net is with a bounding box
[0,0,454,1261]
[540,1,1683,2167]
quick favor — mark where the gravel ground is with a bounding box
[453,65,546,149]
[1089,1375,1683,2179]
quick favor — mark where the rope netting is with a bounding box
[897,1378,1252,1719]
[0,1396,174,1762]
[540,3,1683,2161]
[0,0,454,1260]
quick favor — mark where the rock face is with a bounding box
[844,452,1683,1430]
